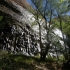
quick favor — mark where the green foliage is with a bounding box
[59,55,65,62]
[62,22,70,38]
[14,55,34,64]
[32,0,43,11]
[0,54,38,70]
[0,16,4,28]
[52,16,70,38]
[0,16,3,21]
[46,55,57,62]
[0,54,62,70]
[31,0,70,60]
[51,19,60,29]
[0,16,11,29]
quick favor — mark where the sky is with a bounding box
[26,0,70,16]
[27,0,32,5]
[66,11,70,15]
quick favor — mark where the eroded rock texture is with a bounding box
[0,0,38,56]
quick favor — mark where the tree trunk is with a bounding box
[40,43,50,60]
[40,11,52,61]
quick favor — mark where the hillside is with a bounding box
[0,54,62,70]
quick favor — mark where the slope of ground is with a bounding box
[0,54,63,70]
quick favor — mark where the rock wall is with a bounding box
[0,0,38,56]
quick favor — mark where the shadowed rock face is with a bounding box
[0,0,35,33]
[0,0,33,25]
[0,0,38,55]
